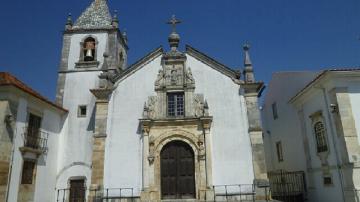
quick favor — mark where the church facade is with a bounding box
[0,0,270,201]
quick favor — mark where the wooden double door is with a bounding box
[161,141,195,199]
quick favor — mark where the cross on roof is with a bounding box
[167,15,181,33]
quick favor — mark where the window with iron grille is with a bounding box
[21,161,36,184]
[167,92,184,117]
[26,113,42,149]
[272,102,278,120]
[69,179,86,202]
[314,121,328,153]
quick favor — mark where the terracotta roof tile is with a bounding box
[0,72,68,112]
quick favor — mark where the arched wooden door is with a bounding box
[161,141,195,199]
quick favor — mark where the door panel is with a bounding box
[161,141,195,199]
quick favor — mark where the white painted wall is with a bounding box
[187,55,254,186]
[105,56,162,195]
[7,98,27,202]
[262,72,318,172]
[33,109,63,202]
[5,97,65,202]
[56,32,109,189]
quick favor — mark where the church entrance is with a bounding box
[160,141,195,199]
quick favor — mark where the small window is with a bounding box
[69,179,86,202]
[276,141,284,162]
[314,121,328,153]
[323,176,332,185]
[21,161,36,184]
[78,105,87,117]
[167,92,184,117]
[272,102,278,120]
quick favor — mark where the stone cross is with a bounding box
[167,15,181,33]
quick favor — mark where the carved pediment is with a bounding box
[155,65,195,90]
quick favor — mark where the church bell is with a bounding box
[84,49,94,61]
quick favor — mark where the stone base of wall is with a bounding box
[18,184,35,202]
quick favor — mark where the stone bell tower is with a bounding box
[54,0,128,192]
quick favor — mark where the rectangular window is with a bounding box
[272,102,278,120]
[167,92,184,117]
[21,161,36,184]
[323,176,333,185]
[26,113,42,148]
[276,141,284,162]
[314,121,328,153]
[78,105,87,117]
[69,179,85,202]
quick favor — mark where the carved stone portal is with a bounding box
[139,51,214,201]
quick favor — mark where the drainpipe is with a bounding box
[319,86,346,201]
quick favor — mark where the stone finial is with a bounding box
[204,100,209,116]
[65,13,73,30]
[167,15,181,51]
[122,29,128,44]
[243,43,255,83]
[112,10,119,28]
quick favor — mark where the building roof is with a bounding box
[73,0,113,30]
[0,72,67,112]
[289,68,360,103]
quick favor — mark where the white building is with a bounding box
[262,69,360,202]
[0,0,271,201]
[0,72,67,202]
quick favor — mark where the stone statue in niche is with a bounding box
[148,136,155,164]
[198,134,205,160]
[171,69,178,84]
[155,69,164,88]
[186,67,195,85]
[194,94,205,117]
[147,96,157,119]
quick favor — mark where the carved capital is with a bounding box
[90,88,113,102]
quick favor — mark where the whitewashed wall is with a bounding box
[262,72,317,172]
[5,97,64,202]
[105,56,162,195]
[56,32,108,189]
[187,55,254,186]
[7,98,27,202]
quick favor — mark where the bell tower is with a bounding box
[56,0,128,105]
[54,0,128,191]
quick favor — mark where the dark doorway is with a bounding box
[161,141,195,199]
[69,179,86,202]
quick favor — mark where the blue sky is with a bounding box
[0,0,359,100]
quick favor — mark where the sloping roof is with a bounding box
[112,46,164,83]
[73,0,112,30]
[112,45,241,84]
[0,72,67,112]
[289,68,360,103]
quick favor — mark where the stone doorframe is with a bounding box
[140,118,213,201]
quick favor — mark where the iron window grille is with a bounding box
[167,92,184,117]
[22,127,48,152]
[314,121,328,153]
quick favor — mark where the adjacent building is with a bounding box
[0,72,67,201]
[262,69,360,202]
